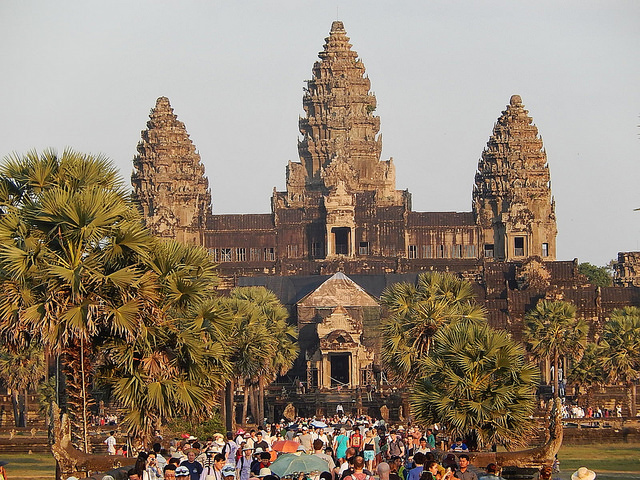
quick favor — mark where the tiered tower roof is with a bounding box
[289,21,395,199]
[473,95,555,225]
[132,97,211,238]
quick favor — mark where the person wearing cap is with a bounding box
[477,463,505,480]
[175,466,191,479]
[221,464,237,480]
[237,445,254,480]
[250,451,272,477]
[180,449,204,480]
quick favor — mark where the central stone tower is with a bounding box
[285,21,401,207]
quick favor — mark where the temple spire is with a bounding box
[132,96,211,243]
[473,95,557,260]
[287,21,395,201]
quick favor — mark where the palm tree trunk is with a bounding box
[22,388,28,427]
[10,389,21,427]
[242,382,249,428]
[258,377,265,426]
[249,385,258,424]
[80,337,89,453]
[553,351,559,398]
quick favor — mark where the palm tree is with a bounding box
[97,240,233,445]
[380,272,486,382]
[567,342,604,405]
[0,149,156,451]
[410,320,540,449]
[523,300,589,398]
[598,307,640,417]
[229,287,298,425]
[0,343,46,426]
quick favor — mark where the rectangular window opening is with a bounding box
[542,243,549,257]
[264,247,275,261]
[408,245,417,259]
[359,241,370,255]
[484,244,494,258]
[514,237,525,257]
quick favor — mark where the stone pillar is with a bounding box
[322,353,330,389]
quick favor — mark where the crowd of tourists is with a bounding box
[561,404,623,419]
[78,413,597,480]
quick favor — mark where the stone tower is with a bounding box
[285,21,401,207]
[131,96,211,244]
[473,95,557,260]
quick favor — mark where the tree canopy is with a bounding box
[410,319,540,448]
[578,262,613,288]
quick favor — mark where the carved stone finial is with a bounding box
[510,94,522,106]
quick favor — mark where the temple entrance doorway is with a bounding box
[332,227,350,255]
[330,353,350,386]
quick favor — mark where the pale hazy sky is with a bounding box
[1,1,639,266]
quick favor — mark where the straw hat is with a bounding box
[571,467,596,480]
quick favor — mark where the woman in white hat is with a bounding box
[571,467,596,480]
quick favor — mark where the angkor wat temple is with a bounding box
[131,21,640,414]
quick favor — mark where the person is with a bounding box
[175,466,191,479]
[449,439,469,452]
[421,461,440,480]
[0,460,7,480]
[349,427,363,453]
[312,438,336,472]
[362,430,376,472]
[570,467,596,480]
[388,431,405,459]
[334,428,350,460]
[378,461,391,480]
[250,451,272,477]
[128,469,141,480]
[164,464,177,480]
[221,464,237,480]
[407,452,426,480]
[388,456,402,480]
[425,430,436,451]
[478,463,504,480]
[237,446,253,480]
[300,427,314,452]
[201,450,219,479]
[153,443,168,471]
[344,456,371,480]
[144,452,163,480]
[105,431,117,455]
[224,432,239,466]
[253,432,269,452]
[453,455,477,480]
[181,449,204,480]
[201,453,226,480]
[337,404,345,416]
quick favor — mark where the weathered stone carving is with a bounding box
[132,96,211,244]
[288,21,400,204]
[473,94,557,260]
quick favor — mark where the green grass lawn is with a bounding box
[554,443,640,479]
[0,453,56,479]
